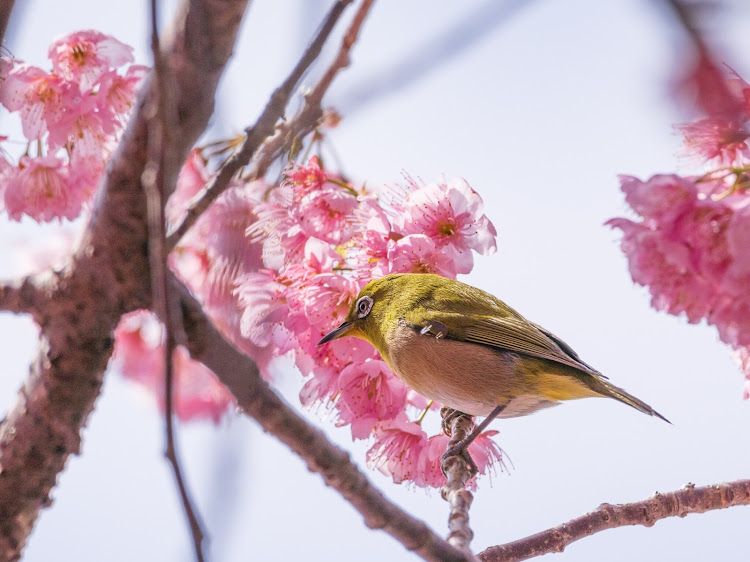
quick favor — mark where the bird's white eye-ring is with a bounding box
[356,295,374,319]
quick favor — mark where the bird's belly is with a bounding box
[384,321,560,417]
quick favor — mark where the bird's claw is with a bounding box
[440,407,466,436]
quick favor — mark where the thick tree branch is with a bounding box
[479,479,750,562]
[0,0,15,48]
[166,0,355,249]
[0,0,249,558]
[175,276,472,562]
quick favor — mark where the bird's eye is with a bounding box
[356,295,373,318]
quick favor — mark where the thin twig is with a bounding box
[664,0,742,119]
[479,479,750,562]
[166,0,354,250]
[230,0,377,203]
[440,411,480,559]
[174,274,473,562]
[146,1,205,560]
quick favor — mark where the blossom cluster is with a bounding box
[5,32,505,487]
[609,64,750,394]
[0,30,147,222]
[116,153,504,486]
[233,156,503,486]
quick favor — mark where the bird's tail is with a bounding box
[590,378,671,424]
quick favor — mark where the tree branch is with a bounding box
[479,479,750,562]
[146,0,206,559]
[166,0,355,250]
[175,276,472,562]
[440,412,479,557]
[0,275,47,317]
[0,0,249,558]
[0,0,15,48]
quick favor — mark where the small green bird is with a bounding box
[319,273,668,466]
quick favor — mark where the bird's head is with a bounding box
[318,273,417,351]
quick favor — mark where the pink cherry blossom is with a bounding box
[367,417,428,485]
[676,53,746,122]
[295,272,360,334]
[286,155,328,201]
[166,148,210,225]
[387,233,458,277]
[419,434,449,488]
[337,360,408,439]
[417,430,506,489]
[5,155,83,222]
[48,29,134,91]
[393,177,497,266]
[47,85,116,157]
[112,311,234,422]
[467,430,507,478]
[300,365,339,408]
[0,63,67,140]
[609,173,750,348]
[677,118,750,165]
[236,270,291,348]
[619,174,697,224]
[733,348,750,399]
[96,65,148,121]
[294,186,358,245]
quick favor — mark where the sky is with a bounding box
[1,0,750,561]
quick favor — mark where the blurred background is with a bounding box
[1,0,749,560]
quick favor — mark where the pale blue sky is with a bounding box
[1,1,749,561]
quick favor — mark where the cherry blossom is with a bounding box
[392,177,497,273]
[611,63,750,395]
[48,29,134,91]
[5,155,83,222]
[0,64,67,140]
[0,31,146,223]
[112,311,234,423]
[367,417,428,485]
[95,65,148,121]
[337,360,408,439]
[677,118,750,165]
[387,233,458,277]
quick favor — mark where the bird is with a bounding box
[318,273,668,471]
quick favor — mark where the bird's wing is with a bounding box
[404,309,601,376]
[528,321,606,378]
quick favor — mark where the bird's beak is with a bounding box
[318,321,354,345]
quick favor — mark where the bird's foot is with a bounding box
[440,406,469,436]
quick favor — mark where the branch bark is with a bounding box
[175,276,473,562]
[0,275,46,317]
[441,412,478,557]
[479,479,750,562]
[0,0,15,48]
[0,0,249,558]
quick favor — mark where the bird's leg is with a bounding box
[441,404,506,476]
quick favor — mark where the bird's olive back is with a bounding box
[349,273,525,342]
